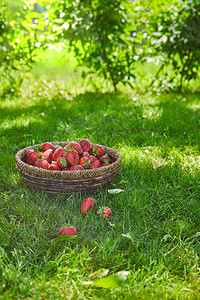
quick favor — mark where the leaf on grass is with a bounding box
[51,235,77,243]
[162,234,172,242]
[108,221,116,227]
[93,271,130,289]
[108,189,124,194]
[119,180,127,184]
[122,232,135,243]
[153,161,159,169]
[81,280,94,285]
[88,268,109,279]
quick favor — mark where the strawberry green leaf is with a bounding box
[60,157,68,166]
[68,147,75,151]
[100,153,108,158]
[92,146,100,155]
[84,160,91,168]
[97,206,106,215]
[34,146,41,153]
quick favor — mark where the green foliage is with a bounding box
[1,0,200,95]
[53,0,141,91]
[0,0,52,97]
[144,0,200,90]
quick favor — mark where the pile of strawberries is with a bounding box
[59,197,112,236]
[25,139,111,171]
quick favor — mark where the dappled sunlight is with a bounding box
[0,115,42,131]
[120,142,200,175]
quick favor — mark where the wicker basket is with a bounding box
[15,142,121,194]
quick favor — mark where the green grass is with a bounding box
[0,65,200,299]
[27,48,115,94]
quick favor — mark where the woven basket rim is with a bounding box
[15,142,121,180]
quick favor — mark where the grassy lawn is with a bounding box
[0,54,200,299]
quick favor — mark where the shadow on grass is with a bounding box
[1,92,199,147]
[0,91,199,191]
[0,91,199,228]
[0,91,199,179]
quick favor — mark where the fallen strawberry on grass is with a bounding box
[59,226,77,236]
[80,197,112,218]
[81,197,95,215]
[55,199,112,242]
[51,226,77,244]
[98,206,112,218]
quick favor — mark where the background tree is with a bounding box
[53,0,142,92]
[143,0,200,91]
[1,0,200,95]
[0,0,52,96]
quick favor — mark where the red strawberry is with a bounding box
[89,160,100,169]
[92,145,104,158]
[81,197,95,215]
[78,139,93,152]
[27,151,41,165]
[34,159,50,169]
[26,149,34,158]
[99,153,110,164]
[68,141,83,155]
[82,151,90,157]
[48,162,61,171]
[79,157,90,169]
[41,149,53,163]
[70,165,84,171]
[88,155,97,164]
[56,157,68,169]
[26,157,35,165]
[63,167,71,171]
[101,161,111,167]
[59,226,77,236]
[26,149,35,165]
[53,147,68,161]
[98,206,112,218]
[64,149,79,166]
[41,142,56,153]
